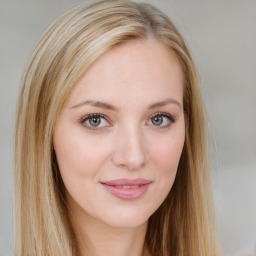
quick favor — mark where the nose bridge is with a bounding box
[112,123,147,170]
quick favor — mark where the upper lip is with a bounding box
[101,178,152,186]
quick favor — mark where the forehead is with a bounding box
[66,39,183,108]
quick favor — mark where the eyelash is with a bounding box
[79,112,176,130]
[148,112,176,128]
[79,113,111,130]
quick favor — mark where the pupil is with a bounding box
[152,116,163,126]
[89,117,101,126]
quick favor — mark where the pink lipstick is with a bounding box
[101,178,152,200]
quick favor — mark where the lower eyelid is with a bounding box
[79,113,176,129]
[79,114,110,128]
[148,113,176,127]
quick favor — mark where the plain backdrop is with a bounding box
[0,0,255,255]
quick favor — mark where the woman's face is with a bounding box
[53,39,185,229]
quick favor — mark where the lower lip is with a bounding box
[101,183,151,200]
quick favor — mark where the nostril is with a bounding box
[111,150,146,171]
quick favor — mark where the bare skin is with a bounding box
[69,204,151,256]
[54,39,184,256]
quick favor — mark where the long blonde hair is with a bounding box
[14,0,220,255]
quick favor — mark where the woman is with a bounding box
[14,0,220,255]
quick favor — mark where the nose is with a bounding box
[111,126,148,171]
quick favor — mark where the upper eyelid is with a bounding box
[80,113,109,122]
[80,112,174,120]
[79,112,176,127]
[149,112,175,121]
[147,112,176,128]
[79,113,111,130]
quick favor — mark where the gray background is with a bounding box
[0,0,255,255]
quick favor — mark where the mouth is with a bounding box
[112,185,141,189]
[100,178,152,200]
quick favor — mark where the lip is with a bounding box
[100,178,152,200]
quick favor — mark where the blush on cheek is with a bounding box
[150,140,184,191]
[154,139,184,163]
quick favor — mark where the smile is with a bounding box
[115,185,140,189]
[101,178,152,200]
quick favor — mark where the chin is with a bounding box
[100,207,152,229]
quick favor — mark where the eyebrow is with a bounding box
[71,98,182,111]
[71,100,118,111]
[148,98,182,110]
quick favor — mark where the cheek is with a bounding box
[152,130,185,170]
[149,126,185,192]
[156,140,184,169]
[145,129,185,213]
[53,125,111,182]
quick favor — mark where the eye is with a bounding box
[147,112,175,128]
[80,114,111,129]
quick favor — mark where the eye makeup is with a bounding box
[79,113,111,130]
[147,112,176,128]
[79,111,176,131]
